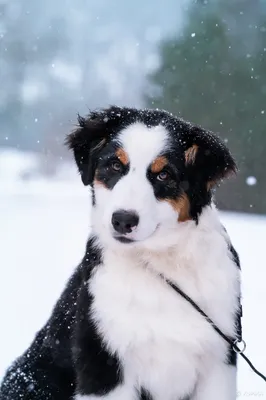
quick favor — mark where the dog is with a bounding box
[0,106,242,400]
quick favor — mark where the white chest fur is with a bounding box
[88,209,240,399]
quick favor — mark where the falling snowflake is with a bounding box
[246,176,257,186]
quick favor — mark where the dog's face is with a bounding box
[67,106,236,248]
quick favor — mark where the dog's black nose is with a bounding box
[112,210,139,234]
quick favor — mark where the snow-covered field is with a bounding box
[0,177,265,398]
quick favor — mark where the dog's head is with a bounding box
[66,106,236,248]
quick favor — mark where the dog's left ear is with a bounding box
[66,106,122,186]
[182,125,237,188]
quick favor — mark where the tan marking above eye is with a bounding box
[151,156,168,173]
[185,144,198,165]
[116,148,129,166]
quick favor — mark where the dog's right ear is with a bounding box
[66,107,122,185]
[66,113,107,185]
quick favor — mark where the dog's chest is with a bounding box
[89,250,237,398]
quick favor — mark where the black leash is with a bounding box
[163,277,266,383]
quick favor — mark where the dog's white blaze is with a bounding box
[118,122,169,171]
[89,206,240,400]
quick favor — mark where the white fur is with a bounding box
[75,383,137,400]
[192,363,237,400]
[87,122,240,399]
[92,122,178,246]
[88,207,240,400]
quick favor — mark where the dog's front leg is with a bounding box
[73,283,136,400]
[192,361,237,400]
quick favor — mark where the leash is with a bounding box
[163,276,266,383]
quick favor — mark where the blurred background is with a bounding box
[0,0,266,397]
[1,0,266,213]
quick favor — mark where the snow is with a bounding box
[0,148,84,196]
[246,176,257,186]
[49,59,82,89]
[0,178,265,397]
[21,80,49,104]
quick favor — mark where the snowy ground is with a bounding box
[0,178,265,398]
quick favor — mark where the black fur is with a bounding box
[139,388,153,399]
[0,238,122,399]
[226,243,243,366]
[73,254,123,395]
[0,265,80,399]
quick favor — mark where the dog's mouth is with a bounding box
[114,236,135,244]
[113,224,160,244]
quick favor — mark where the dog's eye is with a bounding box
[157,171,169,181]
[111,161,122,172]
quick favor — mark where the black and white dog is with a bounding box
[0,106,242,400]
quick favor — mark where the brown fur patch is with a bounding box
[151,156,168,173]
[166,194,191,222]
[185,144,198,165]
[116,147,129,165]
